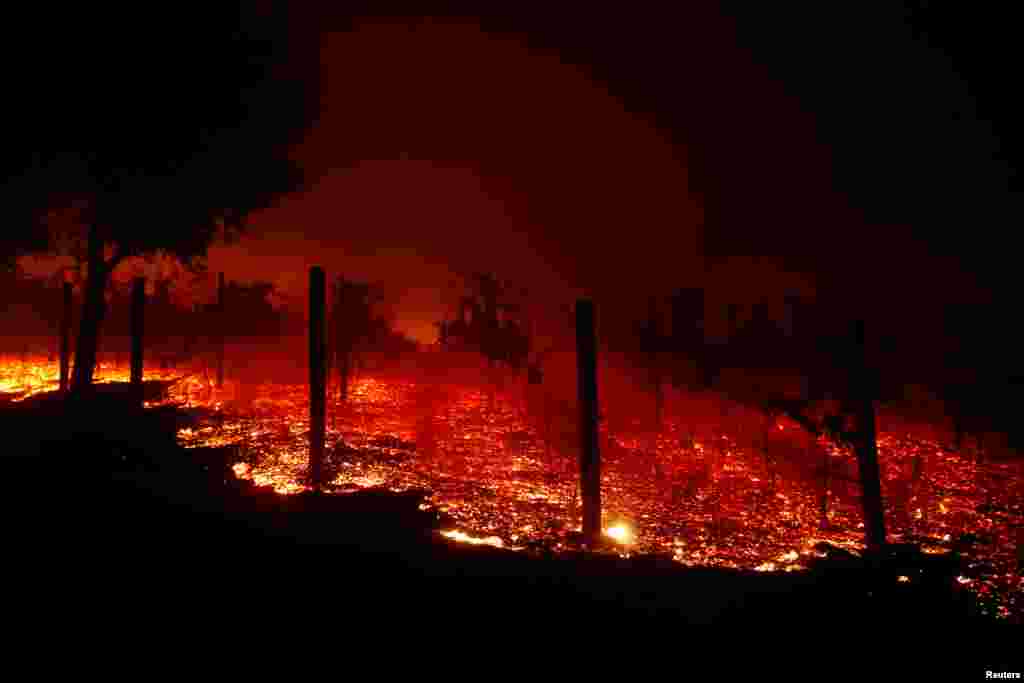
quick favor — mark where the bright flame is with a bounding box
[4,355,1019,621]
[604,523,633,544]
[441,530,506,548]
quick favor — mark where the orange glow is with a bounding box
[2,354,1021,621]
[441,530,510,548]
[604,523,633,544]
[0,354,209,402]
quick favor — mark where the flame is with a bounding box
[604,523,633,544]
[3,354,1021,621]
[0,355,210,402]
[441,530,506,548]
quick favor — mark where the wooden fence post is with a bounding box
[60,280,73,392]
[216,272,225,389]
[850,319,887,553]
[309,267,327,492]
[575,300,602,546]
[130,277,145,397]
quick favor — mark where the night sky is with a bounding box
[207,14,704,343]
[204,6,1018,343]
[11,4,1022,374]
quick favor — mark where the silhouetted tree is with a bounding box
[636,296,668,430]
[330,278,381,400]
[222,281,284,338]
[2,5,317,392]
[443,272,532,370]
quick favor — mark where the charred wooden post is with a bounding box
[329,278,339,401]
[59,281,73,392]
[326,282,335,427]
[849,319,887,553]
[130,277,145,396]
[216,272,225,389]
[71,223,108,392]
[820,445,831,530]
[309,267,327,492]
[575,299,602,546]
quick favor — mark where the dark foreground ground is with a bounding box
[2,386,1012,660]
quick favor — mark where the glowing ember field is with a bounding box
[0,353,215,405]
[3,355,1022,621]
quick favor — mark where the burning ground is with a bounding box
[3,354,1021,621]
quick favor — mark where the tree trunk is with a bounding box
[71,226,111,393]
[130,277,145,391]
[216,272,225,389]
[59,281,73,392]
